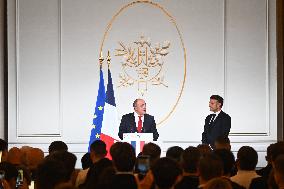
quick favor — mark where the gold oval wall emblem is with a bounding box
[100,0,187,126]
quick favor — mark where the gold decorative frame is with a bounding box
[100,0,187,126]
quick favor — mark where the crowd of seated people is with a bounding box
[1,137,284,189]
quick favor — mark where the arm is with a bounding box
[151,117,159,141]
[202,116,209,144]
[221,115,231,137]
[118,115,126,140]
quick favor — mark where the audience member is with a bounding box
[175,146,200,189]
[0,139,8,162]
[7,147,23,166]
[80,153,92,170]
[214,136,231,151]
[21,147,44,181]
[256,143,273,181]
[166,146,184,163]
[204,177,233,189]
[197,144,212,157]
[36,159,69,189]
[48,151,77,184]
[48,141,68,154]
[142,142,161,168]
[83,140,112,189]
[152,157,182,189]
[198,153,223,188]
[0,162,18,189]
[273,154,284,189]
[230,146,261,189]
[110,142,137,189]
[213,149,245,189]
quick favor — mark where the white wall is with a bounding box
[7,0,277,167]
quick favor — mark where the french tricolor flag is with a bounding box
[100,68,119,159]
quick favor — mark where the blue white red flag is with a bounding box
[100,68,120,159]
[88,68,106,152]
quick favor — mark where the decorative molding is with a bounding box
[224,0,271,136]
[15,0,62,137]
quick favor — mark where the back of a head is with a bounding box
[49,141,68,154]
[198,154,223,182]
[142,142,161,160]
[166,146,184,163]
[182,146,200,173]
[23,147,44,172]
[237,146,258,171]
[271,141,284,162]
[274,154,284,179]
[213,149,235,176]
[214,136,231,150]
[110,142,136,172]
[47,151,77,180]
[0,162,18,182]
[0,139,8,151]
[36,159,69,189]
[81,152,92,170]
[90,140,107,157]
[7,147,23,165]
[197,144,212,157]
[152,157,182,189]
[204,177,232,189]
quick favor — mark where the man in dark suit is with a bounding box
[118,99,159,141]
[202,95,231,149]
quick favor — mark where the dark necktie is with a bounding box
[137,116,142,133]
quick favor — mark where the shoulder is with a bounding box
[220,111,231,118]
[145,114,154,119]
[122,113,134,118]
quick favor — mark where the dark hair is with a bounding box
[0,162,18,181]
[204,177,232,189]
[213,149,235,176]
[274,154,284,177]
[166,146,184,163]
[181,146,200,173]
[48,141,68,154]
[81,152,92,170]
[48,151,77,180]
[237,146,258,170]
[133,99,139,107]
[210,95,224,107]
[215,136,230,145]
[142,142,161,167]
[110,142,136,172]
[0,139,8,151]
[271,141,284,161]
[198,154,223,181]
[90,140,107,156]
[197,144,212,157]
[152,157,182,189]
[265,143,273,162]
[36,159,69,189]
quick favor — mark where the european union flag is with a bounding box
[88,69,105,151]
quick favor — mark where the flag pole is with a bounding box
[99,51,104,69]
[106,50,111,68]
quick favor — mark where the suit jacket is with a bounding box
[202,111,231,148]
[118,113,159,141]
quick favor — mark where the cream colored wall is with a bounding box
[7,0,277,167]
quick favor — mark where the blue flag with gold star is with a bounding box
[88,68,105,151]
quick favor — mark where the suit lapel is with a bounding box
[130,113,137,132]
